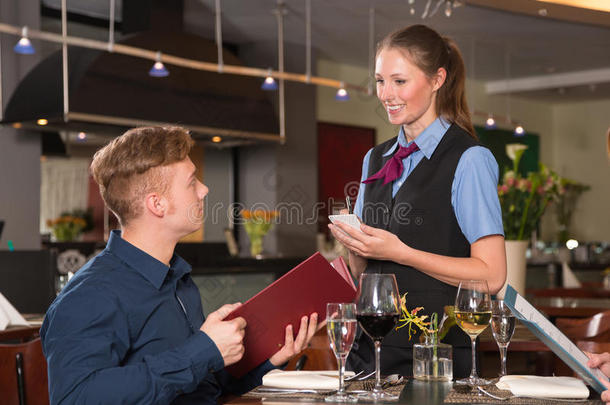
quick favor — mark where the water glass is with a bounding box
[326,303,358,402]
[491,300,516,377]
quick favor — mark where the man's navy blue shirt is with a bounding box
[41,230,275,404]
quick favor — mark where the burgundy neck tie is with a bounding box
[363,142,420,185]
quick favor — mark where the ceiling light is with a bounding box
[211,136,222,143]
[335,83,350,101]
[566,239,579,250]
[14,27,35,55]
[538,8,548,16]
[261,69,278,91]
[485,115,497,130]
[37,118,48,126]
[77,132,87,141]
[445,1,453,17]
[149,51,169,77]
[514,124,525,137]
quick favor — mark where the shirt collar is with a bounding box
[383,117,451,159]
[106,230,191,290]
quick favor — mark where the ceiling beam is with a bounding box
[485,67,610,94]
[465,0,610,28]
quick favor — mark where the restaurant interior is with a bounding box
[0,0,609,404]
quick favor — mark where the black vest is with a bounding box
[348,124,479,377]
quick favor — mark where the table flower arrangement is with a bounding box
[46,215,87,242]
[241,209,278,258]
[396,294,456,381]
[498,144,562,241]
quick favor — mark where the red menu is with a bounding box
[225,252,357,377]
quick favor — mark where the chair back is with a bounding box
[556,310,610,341]
[0,338,49,405]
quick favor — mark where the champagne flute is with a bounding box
[355,273,401,400]
[454,280,492,386]
[326,303,358,402]
[491,300,516,377]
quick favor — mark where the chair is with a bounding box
[285,329,337,371]
[0,338,49,405]
[551,310,610,376]
[556,310,610,341]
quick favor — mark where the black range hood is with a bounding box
[3,3,279,147]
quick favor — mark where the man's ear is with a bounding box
[145,192,167,218]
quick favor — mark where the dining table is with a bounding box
[224,378,605,404]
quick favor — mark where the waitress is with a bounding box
[329,24,507,378]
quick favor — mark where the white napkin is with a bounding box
[262,370,355,390]
[562,261,582,288]
[496,375,589,399]
[0,292,30,331]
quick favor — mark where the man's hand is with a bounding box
[269,313,318,366]
[200,303,247,366]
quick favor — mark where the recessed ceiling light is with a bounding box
[37,118,48,126]
[212,136,222,143]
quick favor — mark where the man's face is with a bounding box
[164,157,209,236]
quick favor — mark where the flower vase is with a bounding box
[249,233,264,258]
[412,334,453,382]
[498,240,528,298]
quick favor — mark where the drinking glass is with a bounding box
[491,300,516,377]
[326,303,358,402]
[355,273,401,400]
[454,280,492,386]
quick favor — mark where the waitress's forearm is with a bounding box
[349,251,367,280]
[393,236,506,293]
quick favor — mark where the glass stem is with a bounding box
[499,344,508,376]
[470,336,478,379]
[374,340,382,391]
[337,356,345,394]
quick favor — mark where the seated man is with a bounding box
[41,126,317,405]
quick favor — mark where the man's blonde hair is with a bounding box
[90,126,194,226]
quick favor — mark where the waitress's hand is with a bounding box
[329,220,405,262]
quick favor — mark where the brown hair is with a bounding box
[377,24,476,139]
[90,126,194,226]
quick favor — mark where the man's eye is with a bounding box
[375,79,383,84]
[395,79,406,85]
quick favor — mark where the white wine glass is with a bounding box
[355,273,401,400]
[326,303,358,402]
[491,300,516,377]
[454,280,492,386]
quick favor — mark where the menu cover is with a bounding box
[504,284,609,394]
[225,252,357,377]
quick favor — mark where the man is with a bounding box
[41,126,318,404]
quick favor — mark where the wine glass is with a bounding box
[454,280,492,386]
[355,273,401,400]
[491,300,516,377]
[326,303,358,402]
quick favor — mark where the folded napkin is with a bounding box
[0,292,30,331]
[496,375,589,399]
[262,370,355,390]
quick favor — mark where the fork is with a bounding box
[477,386,589,402]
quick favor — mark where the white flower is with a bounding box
[506,144,528,161]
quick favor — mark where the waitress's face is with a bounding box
[375,47,444,128]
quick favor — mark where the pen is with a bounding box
[345,196,353,214]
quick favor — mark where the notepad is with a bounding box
[225,252,357,377]
[328,214,363,234]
